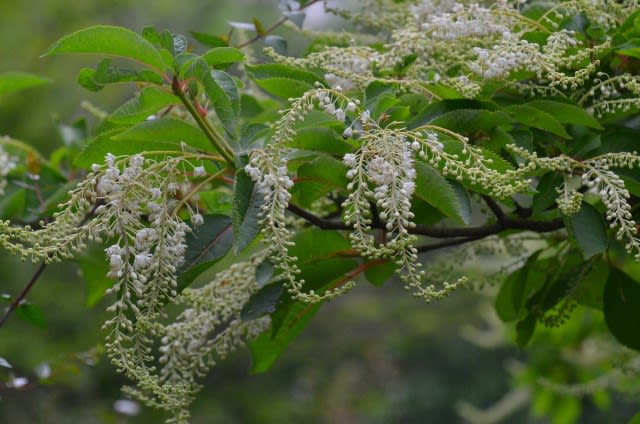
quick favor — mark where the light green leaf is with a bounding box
[563,202,608,260]
[289,127,352,155]
[43,25,167,71]
[113,117,215,153]
[0,72,49,98]
[414,162,470,224]
[109,86,180,124]
[74,130,183,168]
[201,47,245,67]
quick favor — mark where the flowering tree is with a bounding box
[1,0,640,422]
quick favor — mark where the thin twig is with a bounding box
[236,0,323,49]
[0,203,101,329]
[0,263,47,328]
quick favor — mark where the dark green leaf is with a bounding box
[364,260,396,287]
[241,282,284,320]
[232,169,263,253]
[563,202,608,260]
[516,313,537,349]
[177,214,233,288]
[525,100,603,129]
[16,303,47,329]
[604,268,640,351]
[414,162,470,224]
[505,105,571,139]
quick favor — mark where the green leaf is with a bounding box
[293,155,349,206]
[525,100,603,130]
[232,169,263,253]
[505,105,571,139]
[141,26,174,52]
[516,313,537,349]
[289,127,352,155]
[264,36,287,55]
[245,64,324,99]
[248,301,321,374]
[77,58,163,92]
[75,244,113,307]
[16,303,47,329]
[113,117,215,153]
[364,260,396,287]
[43,25,167,71]
[109,86,180,125]
[414,162,470,224]
[604,268,640,351]
[628,412,640,424]
[182,59,239,135]
[201,47,245,67]
[532,172,563,216]
[74,130,183,169]
[563,202,608,260]
[616,38,640,59]
[429,108,512,134]
[190,31,228,48]
[0,72,49,98]
[496,252,547,322]
[575,260,608,310]
[177,214,233,289]
[241,282,284,320]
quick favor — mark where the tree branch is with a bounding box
[287,203,564,239]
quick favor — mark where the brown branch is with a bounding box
[236,0,323,49]
[287,203,564,239]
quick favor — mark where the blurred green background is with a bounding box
[0,1,638,423]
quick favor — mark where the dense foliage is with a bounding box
[2,0,640,422]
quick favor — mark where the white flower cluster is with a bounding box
[122,258,271,423]
[468,40,540,80]
[421,3,511,40]
[581,162,640,259]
